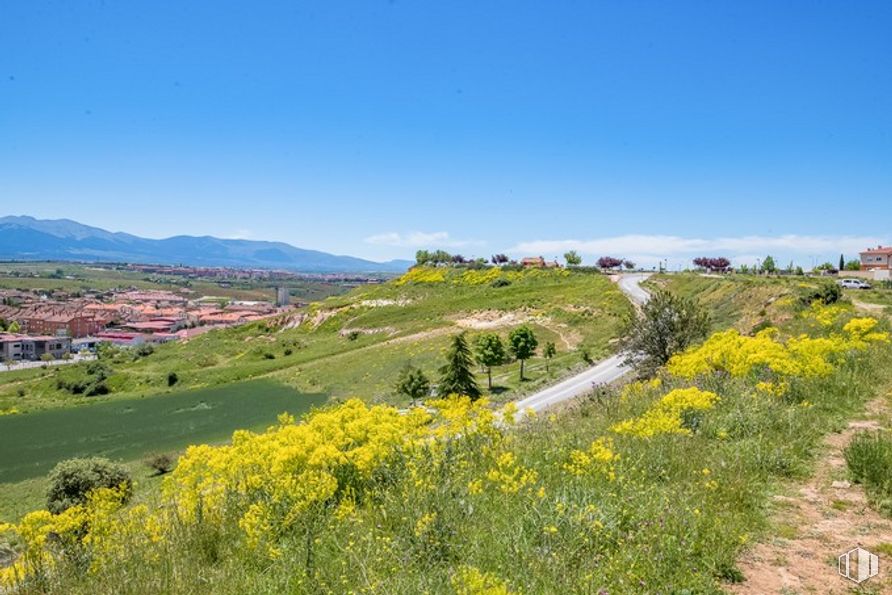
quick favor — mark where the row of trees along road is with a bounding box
[395,326,554,404]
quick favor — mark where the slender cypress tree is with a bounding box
[437,332,481,400]
[839,254,845,272]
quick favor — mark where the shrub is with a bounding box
[145,453,175,475]
[167,371,179,386]
[263,352,276,360]
[135,344,155,358]
[490,278,511,288]
[283,348,293,356]
[40,353,55,362]
[57,362,112,396]
[620,289,710,377]
[798,282,841,306]
[845,431,892,513]
[46,457,132,514]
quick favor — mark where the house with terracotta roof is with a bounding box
[521,256,546,268]
[860,246,892,270]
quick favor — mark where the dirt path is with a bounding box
[728,397,892,594]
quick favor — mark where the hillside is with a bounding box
[2,274,891,593]
[0,216,412,273]
[0,266,631,508]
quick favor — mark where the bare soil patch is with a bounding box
[728,397,892,594]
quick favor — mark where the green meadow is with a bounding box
[0,379,325,484]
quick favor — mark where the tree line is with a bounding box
[394,326,558,404]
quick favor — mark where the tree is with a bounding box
[415,250,431,266]
[693,257,730,272]
[844,259,862,271]
[474,333,506,390]
[761,255,777,274]
[815,262,835,272]
[597,256,624,270]
[623,260,635,270]
[46,457,132,514]
[543,341,557,373]
[395,364,431,405]
[620,289,710,377]
[563,250,582,266]
[491,254,509,265]
[508,326,538,381]
[437,333,480,400]
[7,320,20,333]
[839,254,845,272]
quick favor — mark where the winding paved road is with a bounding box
[515,273,650,413]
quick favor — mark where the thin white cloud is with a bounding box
[365,231,484,249]
[227,229,255,240]
[509,234,885,267]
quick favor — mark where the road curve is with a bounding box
[514,273,650,414]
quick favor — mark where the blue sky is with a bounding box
[2,1,891,267]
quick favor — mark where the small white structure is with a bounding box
[838,547,879,584]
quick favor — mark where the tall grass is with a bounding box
[845,430,892,515]
[9,338,890,594]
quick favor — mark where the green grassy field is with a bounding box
[0,267,631,523]
[1,267,631,414]
[5,291,890,593]
[0,379,325,484]
[0,261,349,302]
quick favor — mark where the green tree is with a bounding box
[620,289,710,377]
[844,259,862,271]
[395,364,431,405]
[839,253,845,272]
[761,255,776,274]
[7,320,20,333]
[563,250,582,266]
[508,326,538,381]
[474,333,506,390]
[543,341,557,373]
[437,333,480,400]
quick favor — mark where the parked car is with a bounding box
[837,278,872,290]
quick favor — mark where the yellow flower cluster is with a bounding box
[395,265,570,287]
[1,395,508,585]
[394,266,448,285]
[612,387,719,438]
[844,317,890,347]
[667,316,888,380]
[164,399,434,556]
[0,486,141,585]
[451,565,516,595]
[803,301,849,326]
[564,437,619,480]
[484,451,539,495]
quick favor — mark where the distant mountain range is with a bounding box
[0,216,412,273]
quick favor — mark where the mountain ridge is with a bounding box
[0,216,412,273]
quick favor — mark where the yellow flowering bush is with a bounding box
[484,451,539,495]
[0,486,134,585]
[668,315,888,380]
[612,387,719,438]
[564,437,619,480]
[451,565,516,595]
[394,266,448,285]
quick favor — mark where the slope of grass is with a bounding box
[3,301,889,593]
[1,268,631,414]
[647,273,810,331]
[0,379,326,484]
